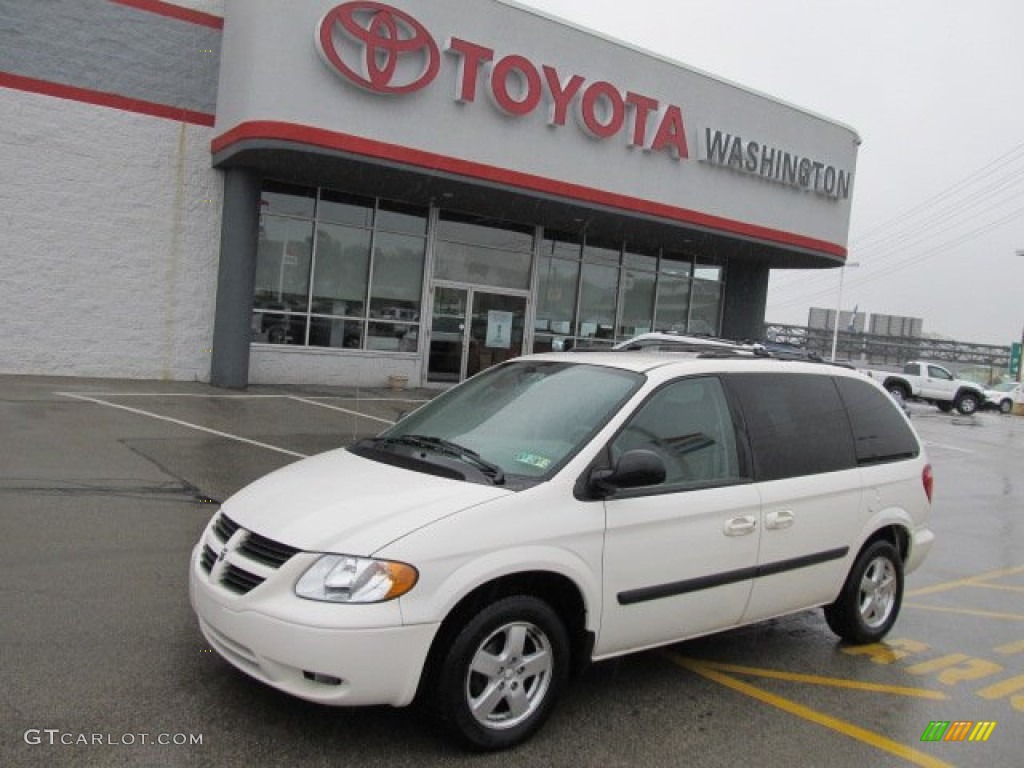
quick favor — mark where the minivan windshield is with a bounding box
[360,361,643,485]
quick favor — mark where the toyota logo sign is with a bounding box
[316,2,440,95]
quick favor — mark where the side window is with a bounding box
[610,377,742,487]
[834,377,919,464]
[727,373,856,481]
[928,365,952,381]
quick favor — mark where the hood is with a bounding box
[220,448,512,555]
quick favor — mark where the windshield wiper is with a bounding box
[370,435,506,485]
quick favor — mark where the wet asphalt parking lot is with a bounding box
[1,375,1021,768]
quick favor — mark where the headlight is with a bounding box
[295,555,418,603]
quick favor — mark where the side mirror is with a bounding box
[589,449,667,495]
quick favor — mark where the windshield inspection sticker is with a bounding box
[515,452,552,470]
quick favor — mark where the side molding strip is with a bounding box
[618,547,849,606]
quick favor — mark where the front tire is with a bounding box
[999,399,1012,415]
[955,392,980,415]
[432,596,570,751]
[824,540,904,644]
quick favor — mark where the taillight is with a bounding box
[922,464,934,503]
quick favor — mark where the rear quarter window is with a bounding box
[726,372,856,481]
[834,376,920,464]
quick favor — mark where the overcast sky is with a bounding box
[518,0,1024,346]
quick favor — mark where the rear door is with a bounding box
[598,376,760,656]
[724,373,863,623]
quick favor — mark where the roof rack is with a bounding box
[566,341,856,368]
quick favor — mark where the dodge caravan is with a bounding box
[190,351,934,749]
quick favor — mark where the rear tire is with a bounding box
[886,382,910,401]
[431,595,569,751]
[999,399,1012,415]
[824,540,904,644]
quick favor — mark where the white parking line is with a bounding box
[56,392,283,398]
[288,396,396,425]
[923,441,975,454]
[58,392,309,459]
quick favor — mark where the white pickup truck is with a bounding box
[863,361,985,415]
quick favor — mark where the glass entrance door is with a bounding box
[427,286,468,383]
[466,291,527,378]
[427,286,527,383]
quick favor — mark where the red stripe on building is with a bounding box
[213,120,848,260]
[108,0,224,29]
[0,71,216,127]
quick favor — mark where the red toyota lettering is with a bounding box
[625,92,659,148]
[651,105,689,159]
[491,55,543,116]
[543,66,584,127]
[446,37,493,103]
[579,81,625,139]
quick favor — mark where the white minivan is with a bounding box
[190,351,934,749]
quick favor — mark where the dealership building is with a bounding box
[0,0,859,388]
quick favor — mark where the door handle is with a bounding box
[765,510,795,530]
[724,516,757,536]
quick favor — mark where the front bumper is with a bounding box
[189,543,438,707]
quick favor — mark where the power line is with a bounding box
[769,140,1024,306]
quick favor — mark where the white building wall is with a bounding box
[0,89,222,380]
[249,347,421,388]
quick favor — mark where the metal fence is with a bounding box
[764,324,1011,371]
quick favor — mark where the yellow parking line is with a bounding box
[664,653,955,768]
[995,640,1024,655]
[962,582,1024,594]
[905,564,1024,597]
[904,603,1024,621]
[689,659,947,700]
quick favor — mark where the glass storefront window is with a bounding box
[378,201,428,235]
[623,246,657,271]
[251,310,307,346]
[577,261,618,340]
[318,190,374,227]
[618,269,656,337]
[654,274,691,332]
[250,181,729,360]
[434,240,533,291]
[369,232,426,320]
[542,232,583,261]
[310,224,371,317]
[252,181,427,353]
[367,321,419,352]
[260,181,315,218]
[660,252,693,280]
[690,279,723,335]
[254,216,314,312]
[695,263,723,282]
[583,239,621,265]
[309,317,363,349]
[435,212,535,291]
[536,257,579,336]
[437,213,534,252]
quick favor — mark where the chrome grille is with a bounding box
[200,544,216,573]
[239,532,299,568]
[221,564,267,595]
[212,513,240,542]
[203,513,299,596]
